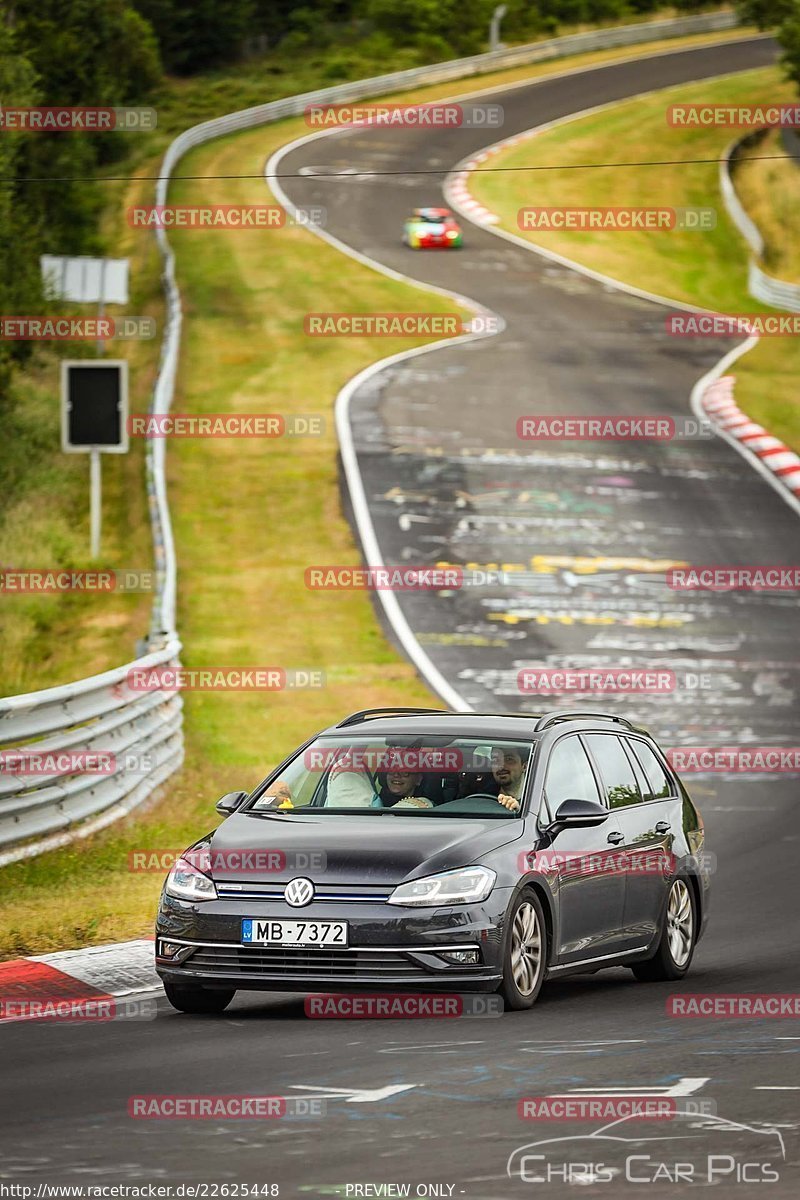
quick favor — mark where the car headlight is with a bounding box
[446,230,459,238]
[165,856,217,902]
[387,866,496,907]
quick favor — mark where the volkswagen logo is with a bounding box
[284,877,315,908]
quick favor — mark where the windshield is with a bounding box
[245,736,533,818]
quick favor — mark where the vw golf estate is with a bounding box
[156,709,709,1013]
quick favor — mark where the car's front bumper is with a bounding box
[416,237,461,248]
[155,891,508,992]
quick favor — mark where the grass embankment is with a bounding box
[0,175,163,697]
[0,26,759,956]
[734,126,800,282]
[469,66,800,452]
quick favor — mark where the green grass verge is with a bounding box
[469,66,800,453]
[0,170,165,695]
[734,127,800,283]
[0,26,762,957]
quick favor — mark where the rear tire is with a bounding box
[498,888,547,1010]
[631,877,697,982]
[163,979,235,1014]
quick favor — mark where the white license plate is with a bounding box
[242,919,348,947]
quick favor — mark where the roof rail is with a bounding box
[335,707,450,728]
[533,710,639,733]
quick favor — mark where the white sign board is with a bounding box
[41,256,129,305]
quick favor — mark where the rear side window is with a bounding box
[584,734,642,809]
[627,739,673,801]
[543,736,601,817]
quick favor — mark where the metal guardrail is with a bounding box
[0,10,740,863]
[0,643,183,860]
[721,133,800,312]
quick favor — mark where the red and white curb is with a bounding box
[446,131,539,227]
[701,375,800,498]
[0,939,159,1022]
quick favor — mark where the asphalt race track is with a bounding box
[4,36,800,1198]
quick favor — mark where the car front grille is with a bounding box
[184,944,427,979]
[214,882,394,902]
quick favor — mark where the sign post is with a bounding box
[61,360,129,559]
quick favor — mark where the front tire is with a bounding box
[498,888,547,1010]
[631,877,697,982]
[163,978,236,1014]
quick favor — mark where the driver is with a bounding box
[491,745,528,812]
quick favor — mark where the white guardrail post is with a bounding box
[0,10,740,863]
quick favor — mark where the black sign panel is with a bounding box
[62,361,128,452]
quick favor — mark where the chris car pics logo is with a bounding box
[506,1111,784,1185]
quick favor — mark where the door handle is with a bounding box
[654,821,670,834]
[606,831,624,845]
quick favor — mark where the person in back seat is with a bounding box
[377,768,433,809]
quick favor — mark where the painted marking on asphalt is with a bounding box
[519,1039,644,1044]
[379,1041,485,1053]
[289,1084,419,1103]
[755,1086,800,1090]
[521,1039,645,1054]
[549,1077,710,1098]
[707,805,778,812]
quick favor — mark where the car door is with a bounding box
[537,733,627,964]
[623,736,683,937]
[583,733,670,950]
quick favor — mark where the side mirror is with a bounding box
[552,798,609,829]
[215,790,248,816]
